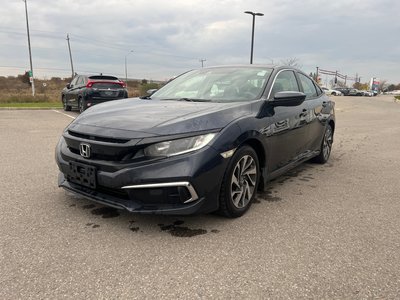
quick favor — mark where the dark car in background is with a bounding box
[335,87,351,95]
[56,65,335,218]
[61,74,128,112]
[348,88,363,96]
[335,87,363,96]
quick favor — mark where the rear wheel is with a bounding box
[218,145,259,218]
[62,96,71,111]
[312,124,333,164]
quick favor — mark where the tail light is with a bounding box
[86,80,94,88]
[120,81,126,88]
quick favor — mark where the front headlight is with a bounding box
[144,133,216,157]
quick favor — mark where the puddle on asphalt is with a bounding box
[257,189,282,202]
[82,204,96,209]
[157,220,208,237]
[85,222,100,229]
[91,207,120,218]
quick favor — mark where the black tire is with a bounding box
[62,96,71,111]
[332,92,336,96]
[78,98,85,113]
[218,145,260,218]
[312,124,333,164]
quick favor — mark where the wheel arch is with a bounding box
[328,119,335,142]
[239,138,267,191]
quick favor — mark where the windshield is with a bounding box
[152,67,273,102]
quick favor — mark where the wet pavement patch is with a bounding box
[85,222,100,228]
[83,204,96,209]
[91,207,120,218]
[211,229,220,233]
[158,221,207,237]
[128,220,139,232]
[173,220,184,226]
[69,204,76,207]
[257,190,282,202]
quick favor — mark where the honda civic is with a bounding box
[55,65,335,217]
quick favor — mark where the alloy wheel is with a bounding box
[323,126,333,160]
[230,155,257,209]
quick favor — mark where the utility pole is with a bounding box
[66,34,75,78]
[199,58,206,68]
[316,66,319,82]
[23,0,35,96]
[124,50,133,87]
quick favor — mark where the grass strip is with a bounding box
[0,102,62,108]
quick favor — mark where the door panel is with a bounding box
[263,70,309,172]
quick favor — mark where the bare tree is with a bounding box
[280,57,302,69]
[378,80,388,92]
[332,79,346,88]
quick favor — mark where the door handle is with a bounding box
[299,109,307,118]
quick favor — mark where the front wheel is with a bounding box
[312,124,333,164]
[218,145,259,218]
[78,98,85,113]
[62,96,71,111]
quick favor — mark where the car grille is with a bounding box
[68,130,129,144]
[63,130,148,165]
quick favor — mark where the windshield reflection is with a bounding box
[152,67,273,102]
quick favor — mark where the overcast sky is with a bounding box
[1,0,399,84]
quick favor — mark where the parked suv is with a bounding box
[61,75,128,112]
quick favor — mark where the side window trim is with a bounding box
[267,69,300,99]
[297,72,319,100]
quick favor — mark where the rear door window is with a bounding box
[298,73,318,99]
[77,76,85,87]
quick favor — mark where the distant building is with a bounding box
[370,78,379,91]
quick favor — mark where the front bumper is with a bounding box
[56,139,228,215]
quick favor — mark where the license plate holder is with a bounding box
[68,161,97,188]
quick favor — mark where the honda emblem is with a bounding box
[79,143,91,158]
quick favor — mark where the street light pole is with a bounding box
[125,50,133,87]
[23,0,35,96]
[199,58,206,68]
[244,11,264,64]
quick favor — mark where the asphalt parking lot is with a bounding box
[1,95,400,299]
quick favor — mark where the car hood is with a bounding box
[67,98,253,139]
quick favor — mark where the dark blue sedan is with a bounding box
[55,65,335,217]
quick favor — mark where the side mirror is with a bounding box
[146,89,157,95]
[66,83,71,89]
[271,91,306,107]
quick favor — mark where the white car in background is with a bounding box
[361,90,373,97]
[321,87,342,96]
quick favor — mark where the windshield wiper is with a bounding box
[177,98,211,102]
